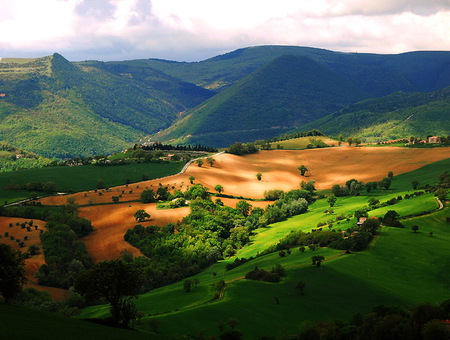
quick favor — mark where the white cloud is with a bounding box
[0,0,449,61]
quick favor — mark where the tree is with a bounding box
[311,255,325,267]
[75,260,143,327]
[134,209,150,222]
[298,165,308,176]
[327,194,337,207]
[301,180,316,193]
[196,159,204,167]
[112,196,120,203]
[206,157,215,167]
[0,244,26,303]
[140,189,156,203]
[183,279,192,292]
[347,137,353,146]
[412,180,419,190]
[188,175,195,184]
[412,225,419,233]
[360,217,381,235]
[214,184,224,194]
[434,188,448,202]
[380,177,392,190]
[256,173,262,181]
[236,200,252,217]
[387,171,394,178]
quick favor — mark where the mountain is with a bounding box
[2,46,450,156]
[297,86,450,141]
[0,54,213,158]
[136,46,450,95]
[145,46,450,147]
[152,55,367,146]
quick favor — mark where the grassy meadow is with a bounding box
[0,162,184,203]
[77,157,450,338]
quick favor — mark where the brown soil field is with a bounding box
[8,145,447,300]
[30,146,450,296]
[79,203,190,263]
[37,146,450,265]
[0,217,68,301]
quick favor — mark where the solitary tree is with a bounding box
[188,175,195,184]
[412,180,419,190]
[327,194,337,207]
[112,196,120,203]
[256,173,262,181]
[298,165,308,176]
[206,157,215,167]
[311,255,325,267]
[0,244,26,303]
[134,209,150,222]
[75,260,143,327]
[412,225,419,233]
[196,159,204,167]
[214,184,224,194]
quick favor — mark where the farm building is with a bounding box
[428,136,441,144]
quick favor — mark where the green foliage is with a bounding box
[134,210,150,222]
[0,54,213,158]
[300,87,450,141]
[0,243,26,303]
[75,259,144,327]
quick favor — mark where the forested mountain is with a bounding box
[132,46,450,95]
[0,54,213,158]
[1,46,450,156]
[297,86,450,141]
[152,55,368,147]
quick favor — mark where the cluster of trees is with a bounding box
[332,174,393,197]
[34,198,94,289]
[124,187,313,289]
[141,143,217,152]
[226,142,258,155]
[3,181,57,194]
[294,301,450,340]
[265,217,381,255]
[244,264,286,283]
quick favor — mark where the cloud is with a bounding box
[0,0,449,61]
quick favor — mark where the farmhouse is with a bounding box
[428,136,441,144]
[0,93,5,97]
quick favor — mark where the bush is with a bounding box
[245,267,281,283]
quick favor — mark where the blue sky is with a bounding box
[1,0,449,61]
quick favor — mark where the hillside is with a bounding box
[152,55,367,147]
[0,54,213,158]
[135,46,450,95]
[2,46,450,156]
[298,86,450,140]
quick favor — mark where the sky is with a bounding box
[1,0,450,62]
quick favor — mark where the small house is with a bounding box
[356,217,367,227]
[428,136,441,144]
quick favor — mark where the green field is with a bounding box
[0,303,164,340]
[0,162,184,203]
[76,158,450,338]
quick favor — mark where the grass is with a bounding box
[0,162,184,203]
[77,157,450,338]
[270,136,336,150]
[0,303,164,340]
